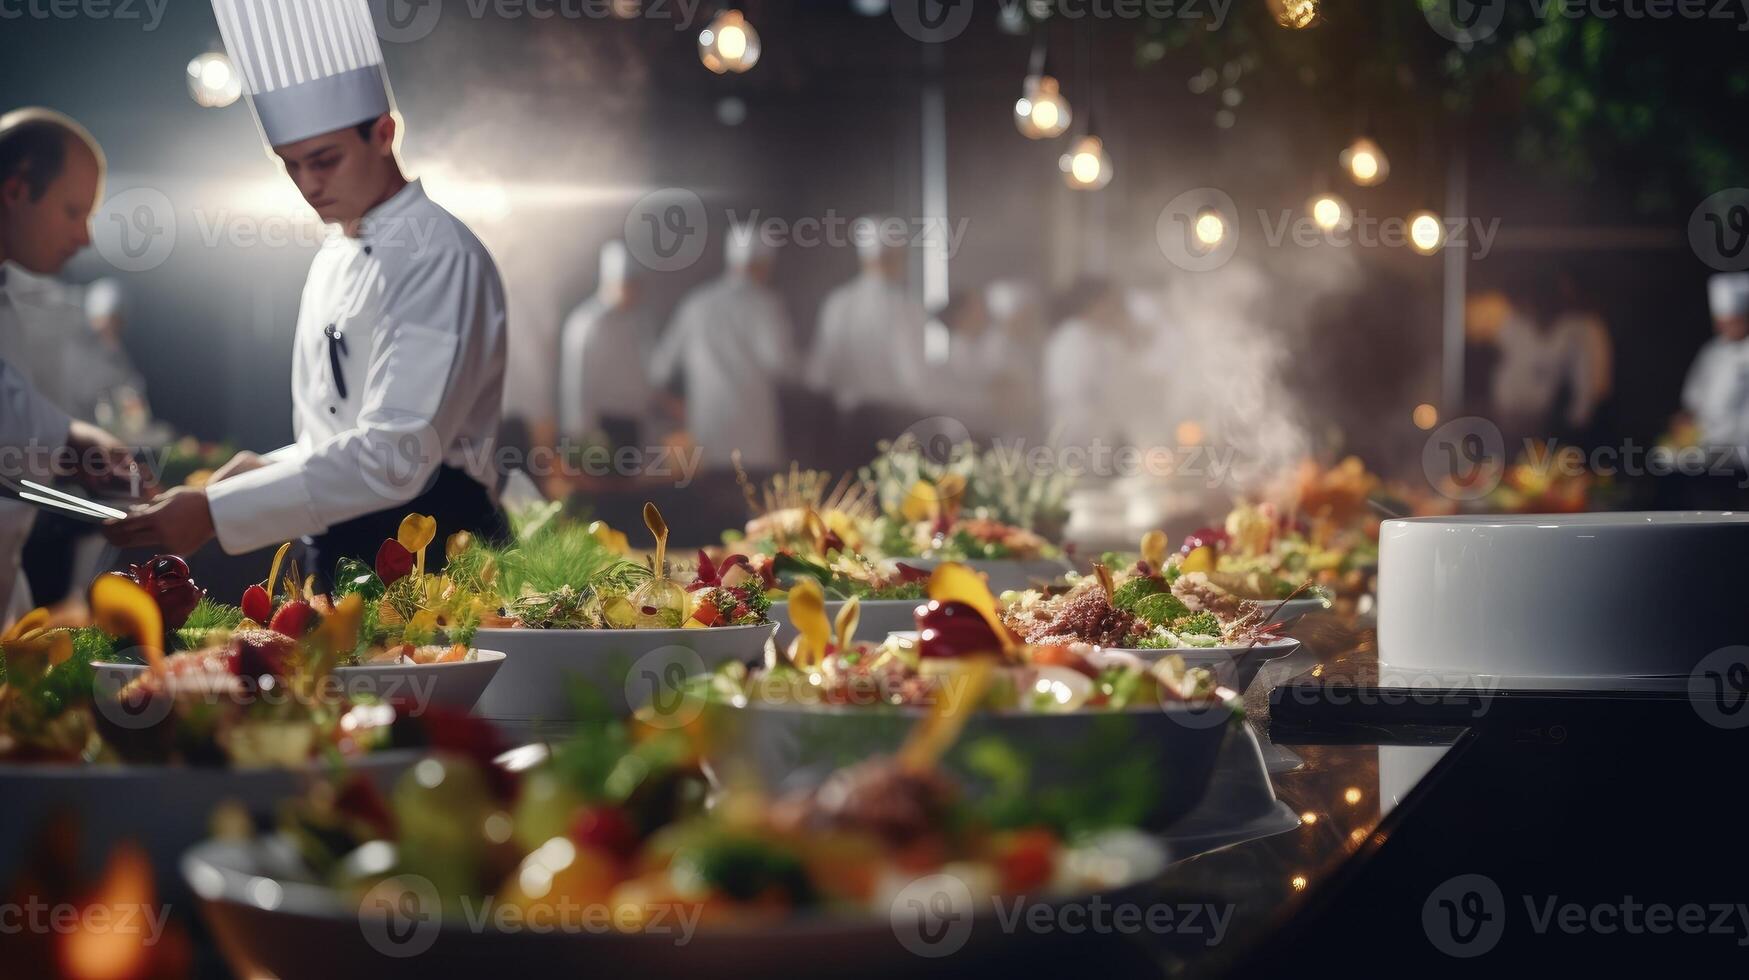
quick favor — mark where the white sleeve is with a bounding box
[649,301,692,389]
[0,357,71,467]
[804,295,839,390]
[207,249,495,554]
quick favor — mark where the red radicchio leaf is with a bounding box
[375,539,415,586]
[895,562,931,583]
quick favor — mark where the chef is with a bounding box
[559,240,656,449]
[1680,273,1749,460]
[649,224,793,469]
[0,108,140,621]
[1043,276,1138,450]
[805,215,928,410]
[106,0,510,574]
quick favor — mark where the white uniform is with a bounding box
[0,270,73,621]
[1679,274,1749,452]
[204,182,508,554]
[651,268,793,470]
[558,243,654,443]
[806,272,928,410]
[1043,316,1132,449]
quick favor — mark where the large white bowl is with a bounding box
[0,751,419,899]
[473,623,777,721]
[883,632,1301,695]
[94,652,507,715]
[769,598,920,650]
[1379,512,1749,683]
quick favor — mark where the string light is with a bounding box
[186,52,242,109]
[1060,135,1112,191]
[699,9,760,74]
[1193,208,1226,247]
[1308,192,1352,233]
[1340,137,1389,187]
[1408,211,1446,254]
[1015,74,1073,139]
[1413,403,1440,430]
[1269,0,1321,28]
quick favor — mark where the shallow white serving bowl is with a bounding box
[883,631,1300,695]
[902,557,1072,593]
[472,623,776,721]
[769,598,920,649]
[1253,595,1329,626]
[94,652,507,714]
[1378,512,1749,684]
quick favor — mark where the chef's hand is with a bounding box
[210,451,266,484]
[104,486,215,556]
[65,420,155,499]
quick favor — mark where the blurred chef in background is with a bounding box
[925,287,1033,441]
[651,224,793,469]
[806,215,927,410]
[559,240,656,451]
[0,107,142,621]
[76,278,153,436]
[107,0,509,572]
[1680,272,1749,458]
[1044,277,1138,450]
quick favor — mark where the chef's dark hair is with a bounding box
[0,108,103,202]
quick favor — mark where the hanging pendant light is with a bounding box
[1408,210,1446,254]
[699,9,760,74]
[1014,34,1071,139]
[1060,129,1112,190]
[1340,136,1389,187]
[1307,190,1353,233]
[187,50,242,108]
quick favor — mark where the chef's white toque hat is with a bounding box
[1710,272,1749,319]
[210,0,395,148]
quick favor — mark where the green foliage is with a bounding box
[1133,592,1192,626]
[331,558,384,602]
[1174,612,1224,637]
[491,522,649,600]
[175,598,245,650]
[862,437,1071,536]
[959,720,1163,837]
[1110,577,1166,612]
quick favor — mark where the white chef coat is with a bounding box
[1491,311,1609,430]
[927,324,1034,441]
[205,180,508,554]
[805,272,928,410]
[650,272,792,469]
[558,296,655,443]
[1044,316,1133,449]
[1682,336,1749,451]
[0,271,73,623]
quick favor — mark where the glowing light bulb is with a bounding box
[1340,137,1389,187]
[1059,135,1112,191]
[699,10,760,74]
[1014,74,1071,139]
[1413,403,1439,430]
[1269,0,1320,28]
[1193,210,1226,247]
[1309,192,1351,232]
[1408,211,1445,254]
[186,51,242,109]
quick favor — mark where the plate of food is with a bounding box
[691,565,1240,832]
[182,696,1170,977]
[0,574,487,893]
[470,505,777,722]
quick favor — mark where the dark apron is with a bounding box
[307,465,508,588]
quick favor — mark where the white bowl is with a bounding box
[0,751,419,899]
[1252,595,1330,626]
[472,622,777,721]
[902,557,1072,592]
[769,598,920,650]
[1379,512,1749,683]
[882,632,1300,695]
[93,652,507,715]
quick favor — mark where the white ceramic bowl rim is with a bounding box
[473,622,775,636]
[1385,510,1749,528]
